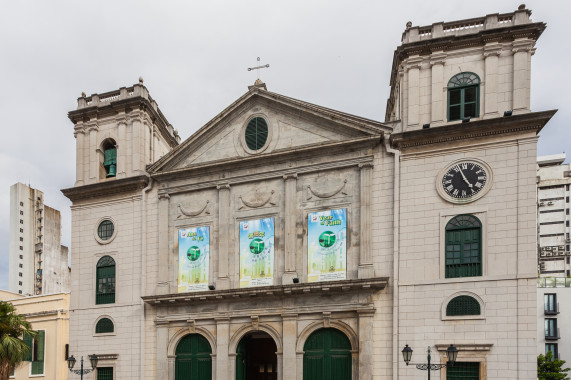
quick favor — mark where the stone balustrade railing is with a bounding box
[401,5,530,43]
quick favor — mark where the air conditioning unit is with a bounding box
[539,202,545,206]
[548,201,554,205]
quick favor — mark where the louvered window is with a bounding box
[244,117,268,151]
[95,318,115,334]
[447,362,479,380]
[96,256,116,304]
[23,330,45,375]
[446,296,481,316]
[445,215,482,278]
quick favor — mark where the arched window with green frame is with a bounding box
[445,215,482,278]
[447,72,480,121]
[96,256,116,304]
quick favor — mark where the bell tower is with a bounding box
[68,78,180,186]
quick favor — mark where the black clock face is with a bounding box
[442,162,488,199]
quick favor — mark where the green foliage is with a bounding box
[0,301,36,380]
[538,351,571,380]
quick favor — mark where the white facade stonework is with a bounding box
[63,6,554,380]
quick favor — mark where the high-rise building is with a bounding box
[9,183,70,295]
[62,6,553,380]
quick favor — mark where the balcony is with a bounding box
[545,303,560,315]
[546,328,561,340]
[34,243,42,253]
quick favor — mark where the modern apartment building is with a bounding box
[8,183,70,296]
[537,278,571,363]
[537,154,571,277]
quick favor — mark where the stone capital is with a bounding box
[282,172,298,181]
[429,52,447,67]
[512,39,534,54]
[216,183,231,191]
[358,162,374,170]
[158,193,170,200]
[483,42,502,58]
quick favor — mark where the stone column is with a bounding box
[88,124,98,181]
[406,56,423,128]
[282,314,298,377]
[74,125,85,186]
[217,184,231,289]
[430,52,446,124]
[156,322,169,380]
[358,163,374,279]
[358,309,375,380]
[117,116,127,178]
[215,318,230,379]
[512,39,533,114]
[157,193,170,294]
[483,42,502,119]
[282,173,298,284]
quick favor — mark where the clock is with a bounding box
[436,158,493,203]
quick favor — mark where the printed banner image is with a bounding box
[239,218,275,287]
[178,226,210,292]
[307,208,347,282]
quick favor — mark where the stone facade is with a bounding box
[63,6,554,380]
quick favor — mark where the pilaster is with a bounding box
[215,318,230,379]
[116,116,128,178]
[157,193,170,294]
[217,184,231,289]
[358,308,375,380]
[512,39,533,114]
[87,123,99,181]
[430,52,446,124]
[73,124,85,186]
[282,173,298,284]
[484,42,502,119]
[358,163,374,278]
[282,313,298,376]
[406,56,423,127]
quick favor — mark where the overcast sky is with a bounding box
[0,1,569,290]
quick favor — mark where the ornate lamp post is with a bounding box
[401,344,458,380]
[67,354,98,379]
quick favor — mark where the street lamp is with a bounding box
[67,354,98,379]
[401,344,458,380]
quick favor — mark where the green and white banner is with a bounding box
[307,208,347,282]
[239,218,274,287]
[178,226,210,292]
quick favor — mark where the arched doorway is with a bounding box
[303,328,351,380]
[175,334,212,380]
[236,331,277,380]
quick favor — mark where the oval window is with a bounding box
[244,117,268,151]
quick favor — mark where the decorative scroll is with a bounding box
[307,179,348,200]
[238,190,276,210]
[177,201,210,218]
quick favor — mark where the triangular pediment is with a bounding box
[148,88,390,173]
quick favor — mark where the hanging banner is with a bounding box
[178,226,210,292]
[239,218,275,287]
[307,208,347,282]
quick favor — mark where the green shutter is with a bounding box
[446,296,481,316]
[96,318,115,334]
[31,331,45,375]
[96,256,116,304]
[445,215,482,278]
[36,331,45,361]
[23,332,32,362]
[303,328,351,380]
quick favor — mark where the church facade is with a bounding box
[62,6,554,380]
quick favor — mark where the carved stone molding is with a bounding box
[307,179,348,200]
[283,173,298,181]
[187,319,196,333]
[358,162,374,169]
[251,316,259,330]
[322,312,331,328]
[216,183,231,191]
[177,200,210,218]
[238,190,276,210]
[158,193,170,200]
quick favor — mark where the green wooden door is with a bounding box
[236,338,246,380]
[303,328,351,380]
[175,334,212,380]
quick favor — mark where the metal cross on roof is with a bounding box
[247,57,270,79]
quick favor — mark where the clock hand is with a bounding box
[457,166,473,188]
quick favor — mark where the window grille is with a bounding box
[446,296,481,316]
[97,220,114,240]
[97,367,113,380]
[96,318,114,334]
[447,362,479,380]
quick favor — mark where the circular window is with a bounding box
[98,220,114,240]
[244,117,268,151]
[94,218,117,244]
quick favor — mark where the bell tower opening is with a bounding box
[100,139,117,178]
[236,331,277,380]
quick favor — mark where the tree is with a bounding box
[0,301,36,380]
[538,351,571,380]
